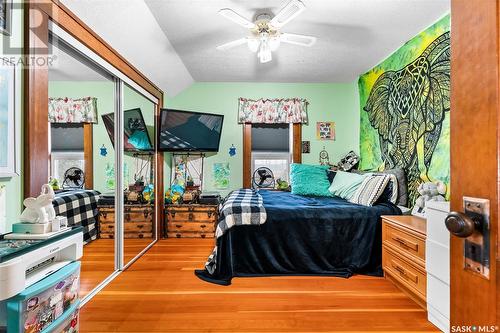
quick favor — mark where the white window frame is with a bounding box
[50,151,85,181]
[252,151,291,184]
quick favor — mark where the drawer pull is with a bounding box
[201,233,206,238]
[392,236,418,251]
[176,233,181,238]
[391,261,418,283]
[175,224,183,228]
[200,224,206,228]
[137,224,144,229]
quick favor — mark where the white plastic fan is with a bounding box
[216,0,317,63]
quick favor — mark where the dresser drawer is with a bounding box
[165,206,217,222]
[100,221,153,233]
[383,245,426,298]
[167,231,213,239]
[100,231,153,239]
[167,222,214,233]
[383,222,425,262]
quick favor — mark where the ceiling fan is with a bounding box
[216,0,317,63]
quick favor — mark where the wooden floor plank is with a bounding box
[79,239,439,332]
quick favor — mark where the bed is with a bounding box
[52,189,101,244]
[195,190,401,285]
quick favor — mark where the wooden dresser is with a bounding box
[165,204,218,238]
[98,204,154,239]
[382,215,427,309]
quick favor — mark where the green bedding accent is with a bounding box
[290,164,331,197]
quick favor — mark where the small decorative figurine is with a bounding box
[19,184,56,224]
[229,144,236,157]
[100,144,108,157]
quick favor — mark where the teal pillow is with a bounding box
[290,164,331,197]
[328,171,370,200]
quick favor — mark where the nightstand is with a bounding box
[164,204,218,238]
[382,215,427,309]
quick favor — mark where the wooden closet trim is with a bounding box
[242,123,302,188]
[83,123,93,189]
[25,0,165,236]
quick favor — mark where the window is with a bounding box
[251,124,292,187]
[50,151,85,183]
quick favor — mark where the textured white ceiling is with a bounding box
[60,0,194,96]
[145,0,450,82]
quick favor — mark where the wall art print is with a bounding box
[358,15,450,206]
[316,122,335,140]
[213,163,230,189]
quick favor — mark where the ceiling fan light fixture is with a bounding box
[247,38,260,52]
[258,39,272,63]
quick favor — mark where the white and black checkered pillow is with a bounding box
[349,174,391,206]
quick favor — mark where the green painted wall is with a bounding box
[165,82,360,195]
[0,4,23,233]
[358,15,450,205]
[49,81,155,194]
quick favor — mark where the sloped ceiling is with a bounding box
[60,0,194,97]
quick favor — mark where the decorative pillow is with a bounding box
[349,174,391,206]
[290,164,331,197]
[351,168,406,206]
[381,168,407,206]
[375,180,394,204]
[328,171,369,200]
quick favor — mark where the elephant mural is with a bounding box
[362,31,450,205]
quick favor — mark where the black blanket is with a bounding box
[195,190,401,285]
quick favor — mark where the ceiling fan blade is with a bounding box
[218,8,256,29]
[280,33,317,47]
[216,38,248,51]
[270,0,306,28]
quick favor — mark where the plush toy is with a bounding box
[142,184,154,203]
[412,181,446,217]
[19,184,56,224]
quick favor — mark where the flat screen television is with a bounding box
[101,108,154,152]
[158,109,224,152]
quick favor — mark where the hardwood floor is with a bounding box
[79,239,439,332]
[80,238,154,297]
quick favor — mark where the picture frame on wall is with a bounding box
[0,59,20,177]
[0,0,12,36]
[316,122,335,140]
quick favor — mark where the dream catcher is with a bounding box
[319,146,330,165]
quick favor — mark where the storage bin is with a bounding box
[6,261,80,333]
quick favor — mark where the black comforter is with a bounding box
[195,190,401,285]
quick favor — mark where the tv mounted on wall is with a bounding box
[101,108,154,152]
[158,109,224,152]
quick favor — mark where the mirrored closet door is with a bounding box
[122,84,158,266]
[46,24,160,302]
[48,35,120,299]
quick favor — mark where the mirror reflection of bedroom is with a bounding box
[47,35,157,298]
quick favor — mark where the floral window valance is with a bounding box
[238,98,308,124]
[48,97,98,123]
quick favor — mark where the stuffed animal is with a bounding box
[414,181,446,209]
[19,184,56,224]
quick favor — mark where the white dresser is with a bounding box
[425,201,450,333]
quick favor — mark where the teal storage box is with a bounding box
[6,261,80,333]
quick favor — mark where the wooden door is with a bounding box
[449,0,498,327]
